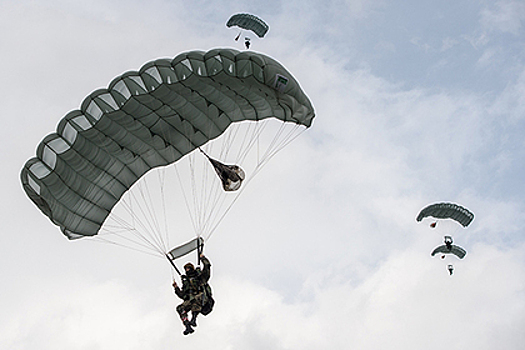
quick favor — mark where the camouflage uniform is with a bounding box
[174,256,211,334]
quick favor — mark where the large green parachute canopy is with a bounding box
[226,13,269,38]
[21,48,314,240]
[416,202,474,227]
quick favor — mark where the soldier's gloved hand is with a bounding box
[172,281,178,288]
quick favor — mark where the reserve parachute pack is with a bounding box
[201,283,214,315]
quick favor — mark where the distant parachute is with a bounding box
[431,236,467,259]
[417,202,473,275]
[431,245,467,259]
[227,13,269,38]
[416,202,474,228]
[20,48,314,266]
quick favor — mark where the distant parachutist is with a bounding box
[417,202,473,276]
[431,236,467,259]
[227,13,269,39]
[444,236,453,250]
[245,37,251,49]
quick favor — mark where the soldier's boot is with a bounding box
[183,320,194,335]
[189,312,199,327]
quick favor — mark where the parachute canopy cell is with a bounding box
[226,13,269,38]
[416,202,474,227]
[20,48,315,240]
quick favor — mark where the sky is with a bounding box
[1,0,525,349]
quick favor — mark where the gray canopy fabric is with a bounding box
[21,48,314,240]
[416,202,474,227]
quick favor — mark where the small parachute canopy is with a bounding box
[416,202,474,227]
[431,243,467,259]
[227,13,269,38]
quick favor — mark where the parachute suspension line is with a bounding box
[107,195,166,256]
[205,122,306,242]
[252,122,306,177]
[230,120,262,163]
[198,121,268,239]
[99,229,157,253]
[99,173,172,256]
[195,147,215,236]
[198,174,230,237]
[196,146,223,235]
[90,235,165,258]
[171,138,224,239]
[239,119,270,164]
[227,121,255,162]
[158,167,171,253]
[173,120,219,240]
[80,113,174,257]
[191,104,241,238]
[97,215,166,256]
[143,110,184,256]
[192,150,208,236]
[204,169,249,241]
[202,143,235,237]
[137,178,164,247]
[168,79,309,242]
[129,178,168,253]
[257,122,261,166]
[262,121,295,160]
[192,120,252,238]
[99,223,155,252]
[173,154,199,235]
[268,122,303,160]
[204,123,305,240]
[95,118,304,252]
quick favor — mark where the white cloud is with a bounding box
[480,0,525,35]
[0,278,176,350]
[6,242,522,350]
[491,68,525,121]
[441,37,460,52]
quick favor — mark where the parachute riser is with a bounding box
[198,147,210,159]
[197,239,203,266]
[166,254,182,276]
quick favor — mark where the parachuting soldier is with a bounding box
[172,253,213,335]
[417,202,473,275]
